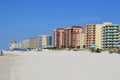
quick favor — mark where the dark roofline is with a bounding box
[56,28,65,30]
[69,26,83,28]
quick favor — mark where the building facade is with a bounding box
[12,35,52,50]
[85,22,114,49]
[28,38,38,50]
[102,24,120,48]
[54,28,65,48]
[95,22,112,49]
[65,26,83,48]
[9,39,17,50]
[85,24,96,48]
[42,35,52,48]
[20,39,30,49]
[78,33,85,48]
[37,35,42,48]
[54,26,83,48]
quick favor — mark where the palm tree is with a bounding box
[77,46,80,49]
[61,46,65,49]
[83,45,86,48]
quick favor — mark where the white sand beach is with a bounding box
[1,50,120,80]
[0,51,18,80]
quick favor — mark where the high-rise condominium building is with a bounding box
[42,35,52,48]
[54,28,65,48]
[85,22,114,49]
[85,24,96,48]
[102,24,120,48]
[95,22,112,49]
[118,29,120,42]
[54,26,83,48]
[28,38,38,50]
[64,26,83,48]
[38,35,52,49]
[37,35,42,48]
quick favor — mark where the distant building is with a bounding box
[14,35,52,50]
[20,39,30,49]
[37,35,42,48]
[54,26,83,48]
[42,35,52,48]
[54,28,65,48]
[65,26,83,48]
[78,33,85,48]
[9,39,17,50]
[38,35,52,49]
[28,38,38,50]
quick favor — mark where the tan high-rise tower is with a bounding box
[85,24,96,48]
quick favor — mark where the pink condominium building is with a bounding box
[54,26,83,48]
[65,26,83,48]
[54,28,65,48]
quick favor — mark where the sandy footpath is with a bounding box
[0,51,19,80]
[9,50,120,80]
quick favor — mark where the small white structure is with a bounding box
[9,39,17,50]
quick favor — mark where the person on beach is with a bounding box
[0,50,3,56]
[96,48,101,53]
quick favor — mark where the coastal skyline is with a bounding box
[0,0,120,49]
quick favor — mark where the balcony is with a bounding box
[104,42,116,44]
[109,30,117,32]
[87,33,95,35]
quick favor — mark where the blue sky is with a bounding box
[0,0,120,49]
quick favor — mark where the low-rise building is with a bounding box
[9,39,17,50]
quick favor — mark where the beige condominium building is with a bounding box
[78,33,85,49]
[40,35,52,49]
[28,38,38,50]
[85,22,113,49]
[37,35,52,49]
[42,35,47,48]
[95,22,112,49]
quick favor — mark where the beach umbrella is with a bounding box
[90,44,98,48]
[116,42,120,45]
